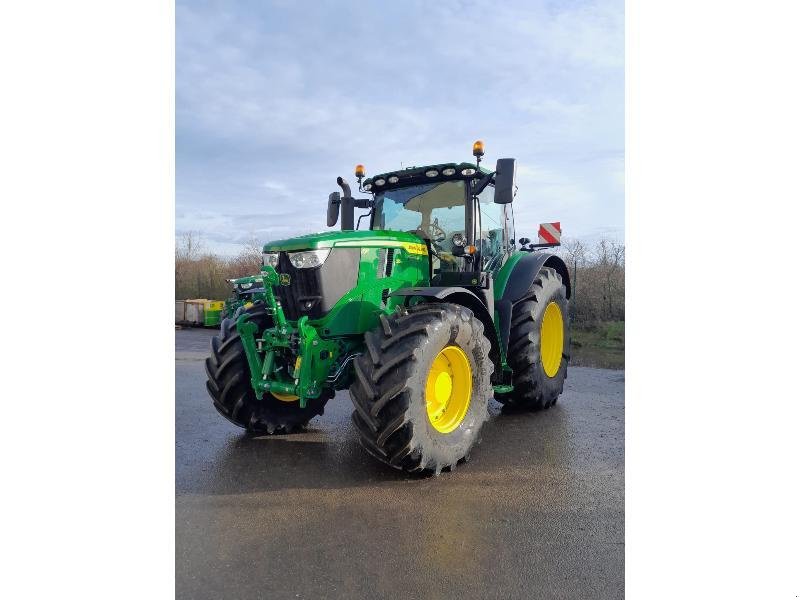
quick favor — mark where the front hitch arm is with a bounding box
[236,265,333,408]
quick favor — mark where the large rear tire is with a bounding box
[205,303,330,433]
[495,266,570,411]
[349,303,493,474]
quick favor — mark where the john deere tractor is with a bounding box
[222,276,266,320]
[205,141,571,474]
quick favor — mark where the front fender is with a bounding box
[389,286,502,376]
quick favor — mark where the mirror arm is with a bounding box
[472,172,495,196]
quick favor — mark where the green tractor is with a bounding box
[222,276,267,320]
[205,141,571,474]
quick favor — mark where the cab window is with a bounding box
[476,185,508,271]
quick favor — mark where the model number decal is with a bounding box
[401,242,428,256]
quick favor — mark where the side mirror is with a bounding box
[327,192,341,227]
[493,158,517,204]
[519,237,531,245]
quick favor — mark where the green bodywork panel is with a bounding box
[487,251,529,372]
[493,251,528,301]
[318,244,429,336]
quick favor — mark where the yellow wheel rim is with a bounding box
[271,391,299,402]
[425,345,472,433]
[540,301,564,378]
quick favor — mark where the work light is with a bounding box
[262,252,279,267]
[425,169,438,178]
[374,178,386,186]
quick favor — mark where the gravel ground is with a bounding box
[176,327,624,599]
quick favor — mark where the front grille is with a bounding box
[274,249,359,321]
[275,253,320,320]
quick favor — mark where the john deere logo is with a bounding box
[279,273,291,286]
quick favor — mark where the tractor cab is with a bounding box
[369,172,513,279]
[329,141,518,284]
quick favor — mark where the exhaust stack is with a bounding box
[336,176,355,230]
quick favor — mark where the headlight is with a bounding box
[288,249,330,269]
[262,252,279,267]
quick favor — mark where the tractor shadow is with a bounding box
[197,394,574,495]
[201,430,416,495]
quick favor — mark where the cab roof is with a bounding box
[362,162,493,193]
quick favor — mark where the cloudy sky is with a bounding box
[177,0,623,255]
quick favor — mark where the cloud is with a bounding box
[177,0,624,254]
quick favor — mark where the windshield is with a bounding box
[372,181,466,246]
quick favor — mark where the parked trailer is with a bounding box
[176,299,224,327]
[203,300,225,327]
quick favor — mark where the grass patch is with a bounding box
[569,321,625,370]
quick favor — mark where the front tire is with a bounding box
[495,266,570,411]
[205,303,330,433]
[349,303,494,474]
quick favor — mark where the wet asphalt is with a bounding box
[176,328,624,600]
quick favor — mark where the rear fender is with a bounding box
[495,253,571,353]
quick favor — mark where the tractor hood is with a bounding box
[263,230,427,253]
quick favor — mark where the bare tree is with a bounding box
[227,237,263,279]
[175,231,204,262]
[175,235,265,300]
[560,237,589,268]
[552,237,626,324]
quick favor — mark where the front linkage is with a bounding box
[235,265,338,408]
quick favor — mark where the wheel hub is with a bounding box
[540,301,564,377]
[425,345,472,433]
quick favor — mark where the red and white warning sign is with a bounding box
[538,222,562,245]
